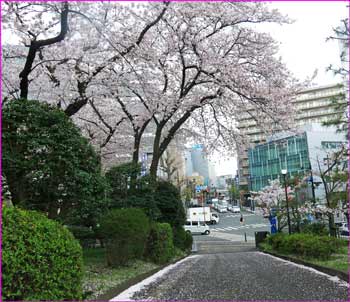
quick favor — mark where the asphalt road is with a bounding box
[209,209,270,239]
[113,251,349,300]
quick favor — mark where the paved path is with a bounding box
[111,252,349,301]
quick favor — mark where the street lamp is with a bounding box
[281,169,292,235]
[308,164,316,205]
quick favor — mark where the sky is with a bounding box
[214,1,348,176]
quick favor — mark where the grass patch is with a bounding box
[308,246,348,273]
[82,247,187,299]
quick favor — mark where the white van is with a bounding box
[184,221,210,235]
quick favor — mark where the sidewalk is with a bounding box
[210,231,255,242]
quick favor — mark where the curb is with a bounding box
[260,250,348,282]
[96,253,191,301]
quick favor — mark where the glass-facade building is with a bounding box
[248,133,311,191]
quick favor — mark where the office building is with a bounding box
[184,144,210,186]
[237,83,345,189]
[248,124,346,203]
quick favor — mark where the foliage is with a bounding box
[106,162,141,200]
[154,180,186,227]
[3,3,300,175]
[173,226,193,251]
[2,99,109,227]
[106,164,160,218]
[184,230,194,251]
[301,222,328,236]
[68,225,96,248]
[2,206,83,300]
[229,183,240,201]
[253,179,293,210]
[99,208,150,267]
[322,92,348,136]
[325,18,349,137]
[265,233,345,260]
[145,223,175,264]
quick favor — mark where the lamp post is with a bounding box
[281,169,292,235]
[308,164,316,205]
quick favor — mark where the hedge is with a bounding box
[265,233,345,260]
[100,208,150,266]
[301,222,328,236]
[145,223,175,264]
[173,226,193,251]
[2,206,83,300]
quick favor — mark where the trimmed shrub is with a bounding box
[2,206,83,300]
[184,230,193,251]
[100,208,150,266]
[265,233,344,260]
[145,223,175,264]
[301,222,328,236]
[173,226,193,251]
[266,232,285,250]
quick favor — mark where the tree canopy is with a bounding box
[3,2,302,176]
[2,99,109,226]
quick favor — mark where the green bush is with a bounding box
[266,232,285,250]
[173,226,192,251]
[145,223,175,264]
[100,208,150,267]
[2,206,83,300]
[154,181,186,227]
[2,98,109,227]
[67,225,96,248]
[301,222,328,236]
[184,230,193,251]
[265,233,344,260]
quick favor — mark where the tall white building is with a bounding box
[237,83,345,189]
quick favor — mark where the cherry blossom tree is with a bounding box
[93,2,302,180]
[2,1,170,115]
[315,146,348,236]
[3,2,303,180]
[253,179,294,231]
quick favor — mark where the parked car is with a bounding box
[231,206,241,213]
[184,221,210,235]
[218,205,228,213]
[339,222,349,236]
[227,204,233,212]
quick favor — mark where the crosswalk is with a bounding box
[211,223,269,233]
[224,214,256,218]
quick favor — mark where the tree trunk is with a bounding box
[130,134,141,191]
[19,3,69,99]
[149,126,163,181]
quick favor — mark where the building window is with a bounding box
[321,141,344,149]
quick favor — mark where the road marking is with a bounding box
[211,224,269,232]
[226,214,255,218]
